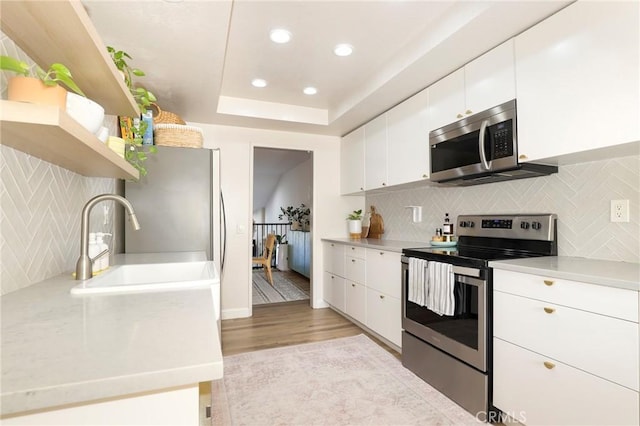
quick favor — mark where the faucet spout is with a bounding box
[75,194,140,280]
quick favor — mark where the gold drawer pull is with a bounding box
[543,361,556,370]
[457,113,464,118]
[422,174,428,178]
[465,109,473,115]
[519,154,528,160]
[543,307,555,314]
[351,247,355,250]
[379,252,384,255]
[543,280,554,286]
[352,283,356,287]
[379,295,385,299]
[351,259,356,263]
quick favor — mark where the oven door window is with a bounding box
[405,276,479,350]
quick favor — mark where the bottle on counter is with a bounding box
[88,233,101,272]
[96,232,112,271]
[443,213,454,235]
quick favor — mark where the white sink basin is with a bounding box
[70,261,219,295]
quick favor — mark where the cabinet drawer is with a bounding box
[346,280,366,325]
[493,338,639,426]
[366,288,401,347]
[365,249,401,298]
[493,269,638,322]
[345,245,366,260]
[346,256,366,284]
[323,271,345,312]
[323,242,345,277]
[494,291,639,391]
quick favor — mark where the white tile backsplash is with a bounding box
[366,155,640,263]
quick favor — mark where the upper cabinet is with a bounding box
[364,114,388,190]
[0,0,140,180]
[340,126,365,194]
[428,40,516,131]
[515,1,639,163]
[386,88,430,186]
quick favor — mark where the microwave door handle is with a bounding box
[479,119,491,170]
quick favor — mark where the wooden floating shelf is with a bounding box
[0,101,139,181]
[0,0,139,117]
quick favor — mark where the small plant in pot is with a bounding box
[1,55,85,108]
[279,204,311,231]
[275,234,289,271]
[347,209,363,239]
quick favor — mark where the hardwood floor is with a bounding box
[221,300,400,359]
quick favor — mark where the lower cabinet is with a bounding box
[322,242,402,348]
[289,231,311,278]
[492,268,639,425]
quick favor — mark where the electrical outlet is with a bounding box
[610,199,630,223]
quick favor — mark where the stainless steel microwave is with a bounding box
[429,100,557,186]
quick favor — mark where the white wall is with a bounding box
[265,157,313,223]
[197,123,363,319]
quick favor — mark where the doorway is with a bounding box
[252,147,313,306]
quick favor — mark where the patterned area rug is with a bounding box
[252,270,309,305]
[212,334,480,425]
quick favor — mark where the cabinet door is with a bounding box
[464,39,515,114]
[386,88,430,186]
[493,338,639,426]
[515,1,640,162]
[364,114,388,190]
[324,271,345,312]
[346,280,366,324]
[340,126,365,194]
[427,68,465,131]
[366,289,401,347]
[323,242,345,276]
[365,249,401,298]
[302,232,311,278]
[345,255,366,285]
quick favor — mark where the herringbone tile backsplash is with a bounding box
[367,155,640,263]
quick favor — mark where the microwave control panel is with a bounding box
[490,120,514,159]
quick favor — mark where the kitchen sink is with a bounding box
[70,261,219,295]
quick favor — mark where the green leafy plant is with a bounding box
[0,55,85,96]
[275,234,288,244]
[347,209,363,220]
[279,204,311,228]
[107,46,156,113]
[120,117,157,177]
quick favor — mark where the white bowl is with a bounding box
[66,93,105,135]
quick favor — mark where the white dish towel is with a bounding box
[408,258,428,306]
[426,261,455,316]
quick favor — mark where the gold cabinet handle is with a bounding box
[360,187,364,191]
[351,247,355,250]
[351,259,356,263]
[379,295,385,299]
[352,283,355,287]
[456,113,464,118]
[465,109,472,115]
[543,307,555,314]
[422,174,428,178]
[382,182,386,186]
[543,361,556,370]
[379,252,384,256]
[544,280,554,286]
[519,154,528,160]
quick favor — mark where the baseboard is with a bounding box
[221,308,251,320]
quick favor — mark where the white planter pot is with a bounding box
[276,243,289,271]
[347,220,362,239]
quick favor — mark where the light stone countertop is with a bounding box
[489,256,640,291]
[0,252,222,416]
[321,238,429,253]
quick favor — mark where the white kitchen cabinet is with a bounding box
[492,268,639,425]
[386,88,431,185]
[324,242,345,278]
[365,249,401,298]
[366,288,402,347]
[364,114,388,190]
[323,271,346,312]
[515,1,640,162]
[340,126,365,195]
[346,281,367,325]
[428,40,515,131]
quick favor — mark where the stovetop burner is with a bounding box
[403,214,558,268]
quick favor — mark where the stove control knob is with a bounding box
[520,221,530,230]
[531,221,542,230]
[459,221,466,228]
[469,221,475,228]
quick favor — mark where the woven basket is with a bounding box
[154,123,203,148]
[149,103,186,125]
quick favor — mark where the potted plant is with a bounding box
[1,55,85,108]
[107,47,157,177]
[275,234,289,271]
[279,204,311,231]
[347,209,363,239]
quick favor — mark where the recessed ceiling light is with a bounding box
[270,28,292,44]
[303,87,318,95]
[251,78,267,88]
[334,43,353,57]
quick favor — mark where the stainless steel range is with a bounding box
[401,214,557,420]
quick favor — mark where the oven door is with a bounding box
[401,257,488,372]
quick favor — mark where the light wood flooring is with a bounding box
[221,299,400,359]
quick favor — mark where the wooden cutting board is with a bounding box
[368,206,384,239]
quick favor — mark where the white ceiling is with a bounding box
[83,0,571,137]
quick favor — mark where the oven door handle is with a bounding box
[455,274,486,287]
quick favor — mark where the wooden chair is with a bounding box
[252,233,276,285]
